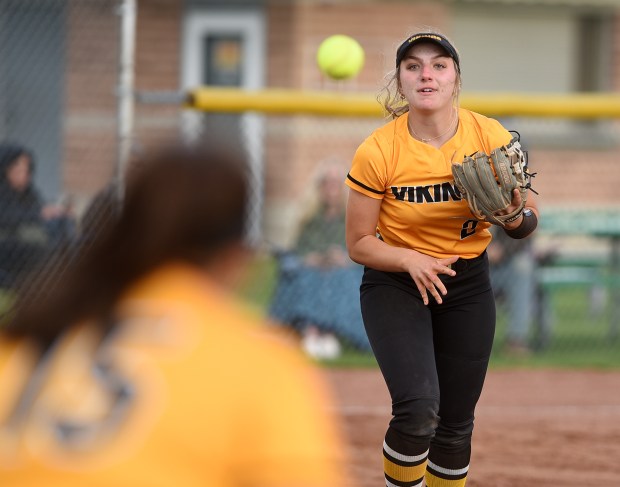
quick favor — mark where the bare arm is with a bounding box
[345,189,458,305]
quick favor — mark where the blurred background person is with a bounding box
[0,142,347,487]
[0,142,75,288]
[269,160,370,359]
[488,225,558,354]
[488,226,537,355]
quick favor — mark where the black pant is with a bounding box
[360,252,495,470]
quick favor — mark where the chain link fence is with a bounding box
[1,0,619,364]
[215,113,620,363]
[0,0,123,296]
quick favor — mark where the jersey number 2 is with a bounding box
[460,219,478,239]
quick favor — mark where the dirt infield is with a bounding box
[326,368,620,487]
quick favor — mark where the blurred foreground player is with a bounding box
[0,142,346,487]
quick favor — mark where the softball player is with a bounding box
[345,31,539,486]
[0,144,346,487]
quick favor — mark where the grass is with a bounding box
[3,253,617,370]
[0,289,15,327]
[490,285,620,369]
[238,253,620,370]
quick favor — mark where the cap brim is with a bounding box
[395,33,460,70]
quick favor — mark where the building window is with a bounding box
[454,4,617,148]
[575,15,612,92]
[203,35,243,87]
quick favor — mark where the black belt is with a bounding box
[449,252,486,272]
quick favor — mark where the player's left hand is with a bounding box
[495,189,523,224]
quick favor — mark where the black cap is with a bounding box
[395,33,460,72]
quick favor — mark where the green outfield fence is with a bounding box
[1,0,619,367]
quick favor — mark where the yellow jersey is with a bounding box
[346,108,513,259]
[0,264,346,487]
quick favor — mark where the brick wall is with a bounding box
[63,0,120,206]
[61,0,620,244]
[133,0,184,153]
[64,0,184,214]
[264,1,453,244]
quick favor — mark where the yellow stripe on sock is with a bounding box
[384,456,427,483]
[425,470,467,487]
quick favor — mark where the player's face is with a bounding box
[320,169,345,208]
[398,43,457,113]
[6,155,32,192]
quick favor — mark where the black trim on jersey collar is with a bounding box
[347,174,385,195]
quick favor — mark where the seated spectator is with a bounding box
[269,161,370,355]
[0,143,74,287]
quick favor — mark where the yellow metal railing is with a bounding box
[185,87,620,119]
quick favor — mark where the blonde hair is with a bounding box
[296,157,348,228]
[378,28,462,119]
